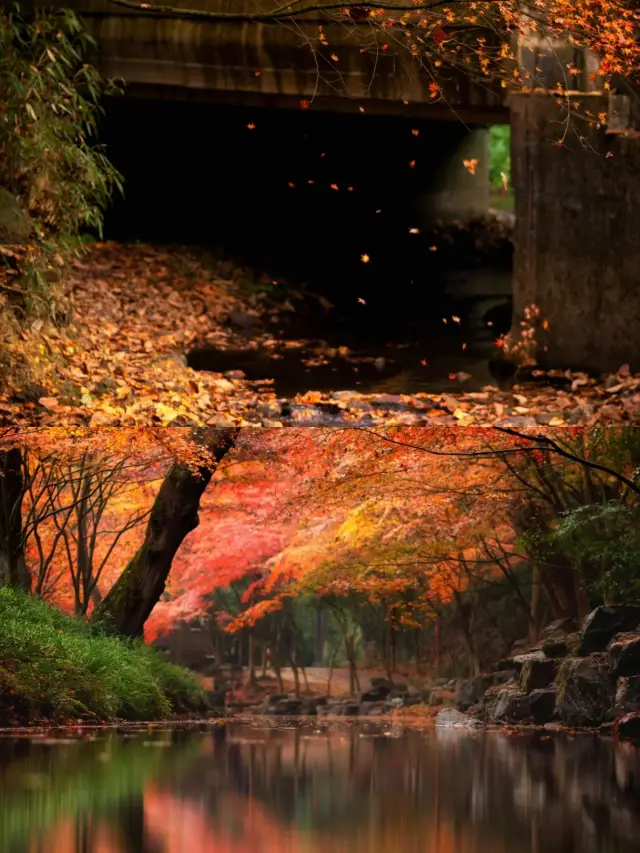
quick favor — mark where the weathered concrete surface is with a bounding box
[510,92,640,373]
[56,0,507,119]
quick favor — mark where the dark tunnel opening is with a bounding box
[100,96,513,394]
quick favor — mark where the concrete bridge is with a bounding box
[59,0,640,372]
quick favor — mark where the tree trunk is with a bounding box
[0,448,30,592]
[94,428,237,637]
[245,631,257,688]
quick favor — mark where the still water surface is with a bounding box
[1,721,639,853]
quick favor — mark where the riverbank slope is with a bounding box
[0,588,207,727]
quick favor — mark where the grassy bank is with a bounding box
[0,588,207,726]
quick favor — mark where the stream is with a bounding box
[188,267,514,400]
[2,721,639,853]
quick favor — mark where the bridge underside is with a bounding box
[70,0,507,122]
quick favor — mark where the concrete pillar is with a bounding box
[414,124,491,225]
[510,92,640,373]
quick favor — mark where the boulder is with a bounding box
[494,657,522,673]
[529,688,557,724]
[556,655,614,726]
[370,676,408,692]
[257,693,288,714]
[578,604,640,655]
[521,656,561,693]
[298,697,327,715]
[481,684,504,719]
[435,707,484,728]
[0,189,31,244]
[609,633,640,678]
[541,632,580,659]
[542,617,579,638]
[490,687,531,723]
[613,712,640,743]
[359,701,387,716]
[385,696,406,711]
[613,676,640,714]
[456,676,488,710]
[360,684,393,702]
[274,698,303,715]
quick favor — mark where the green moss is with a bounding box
[0,587,206,725]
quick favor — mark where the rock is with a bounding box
[542,617,579,638]
[490,688,531,723]
[456,676,487,710]
[556,655,614,726]
[428,688,456,707]
[385,696,406,711]
[227,309,259,329]
[613,712,640,743]
[481,684,504,719]
[578,604,640,655]
[257,693,289,714]
[521,656,560,693]
[541,632,580,659]
[541,637,569,658]
[341,702,361,716]
[613,676,640,714]
[512,650,547,666]
[494,658,522,673]
[529,688,557,724]
[274,698,304,715]
[493,669,520,685]
[360,685,393,702]
[0,188,31,244]
[435,708,484,728]
[359,701,386,716]
[609,633,640,678]
[298,697,327,715]
[370,676,408,691]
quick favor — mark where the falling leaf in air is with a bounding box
[360,254,370,264]
[247,123,256,130]
[300,99,310,109]
[463,158,478,175]
[331,183,339,191]
[409,160,416,168]
[429,245,438,251]
[420,359,428,366]
[331,53,339,61]
[358,297,367,304]
[409,227,420,234]
[411,129,420,136]
[452,315,461,324]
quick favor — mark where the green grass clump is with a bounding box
[0,587,206,724]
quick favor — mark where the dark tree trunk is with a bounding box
[94,428,237,637]
[0,448,30,592]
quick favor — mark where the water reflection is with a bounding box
[1,723,639,853]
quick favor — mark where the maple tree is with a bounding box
[2,425,639,682]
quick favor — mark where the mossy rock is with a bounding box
[0,189,31,244]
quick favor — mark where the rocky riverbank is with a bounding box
[441,603,640,742]
[214,604,640,744]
